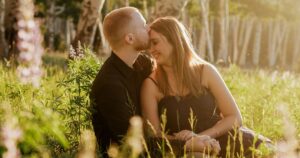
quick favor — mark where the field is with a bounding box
[0,51,299,157]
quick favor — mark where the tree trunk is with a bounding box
[46,1,55,50]
[231,16,240,64]
[0,0,8,58]
[45,1,64,51]
[182,6,190,30]
[65,18,74,50]
[142,0,149,20]
[94,19,110,56]
[238,17,247,51]
[267,20,278,67]
[280,24,289,68]
[124,0,129,7]
[200,0,214,62]
[252,21,262,66]
[151,0,190,21]
[209,17,214,58]
[217,0,229,63]
[272,21,287,68]
[292,27,300,70]
[4,0,18,59]
[73,0,105,52]
[238,17,254,66]
[199,28,206,58]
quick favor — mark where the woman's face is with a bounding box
[149,30,173,66]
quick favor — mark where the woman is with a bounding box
[141,17,271,157]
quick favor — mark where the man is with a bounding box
[89,7,153,157]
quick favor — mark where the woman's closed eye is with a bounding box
[151,40,158,46]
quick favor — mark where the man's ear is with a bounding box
[125,33,135,45]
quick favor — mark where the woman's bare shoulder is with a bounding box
[202,63,217,74]
[142,71,158,91]
[142,70,163,100]
[200,63,218,88]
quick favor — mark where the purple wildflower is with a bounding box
[16,0,44,87]
[1,118,22,158]
[69,42,85,60]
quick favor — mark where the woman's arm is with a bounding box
[199,64,242,138]
[141,74,220,154]
[140,77,162,136]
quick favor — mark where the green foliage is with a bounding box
[221,65,300,140]
[57,46,102,153]
[1,51,300,157]
[186,0,201,18]
[0,65,69,157]
[0,46,103,157]
[18,102,69,155]
[229,0,300,20]
[35,0,82,21]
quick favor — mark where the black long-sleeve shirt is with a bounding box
[90,52,153,157]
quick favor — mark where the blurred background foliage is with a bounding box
[33,0,300,21]
[0,0,300,157]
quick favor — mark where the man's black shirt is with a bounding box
[90,52,153,156]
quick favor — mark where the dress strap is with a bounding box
[147,77,159,87]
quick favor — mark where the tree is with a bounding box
[0,0,8,58]
[200,0,214,62]
[2,0,18,59]
[151,0,190,21]
[72,0,107,55]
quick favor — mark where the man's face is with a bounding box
[130,12,150,51]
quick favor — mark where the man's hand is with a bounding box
[184,135,221,155]
[173,130,197,141]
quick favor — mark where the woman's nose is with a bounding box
[148,45,154,54]
[148,46,153,53]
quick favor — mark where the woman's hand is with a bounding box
[184,135,221,155]
[173,130,197,141]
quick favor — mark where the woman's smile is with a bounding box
[152,51,160,59]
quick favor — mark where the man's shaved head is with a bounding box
[103,7,140,50]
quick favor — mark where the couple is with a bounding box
[90,7,271,158]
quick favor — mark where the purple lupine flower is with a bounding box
[75,43,85,59]
[69,45,77,59]
[16,0,44,88]
[69,42,85,60]
[1,118,22,158]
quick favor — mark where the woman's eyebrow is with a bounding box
[150,38,157,41]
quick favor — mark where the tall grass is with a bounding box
[222,65,300,140]
[0,51,299,157]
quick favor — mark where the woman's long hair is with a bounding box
[150,17,207,97]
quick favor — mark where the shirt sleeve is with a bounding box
[94,81,134,140]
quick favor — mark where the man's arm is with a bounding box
[95,82,134,141]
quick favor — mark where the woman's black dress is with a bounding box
[147,78,271,158]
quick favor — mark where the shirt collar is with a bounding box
[111,52,135,79]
